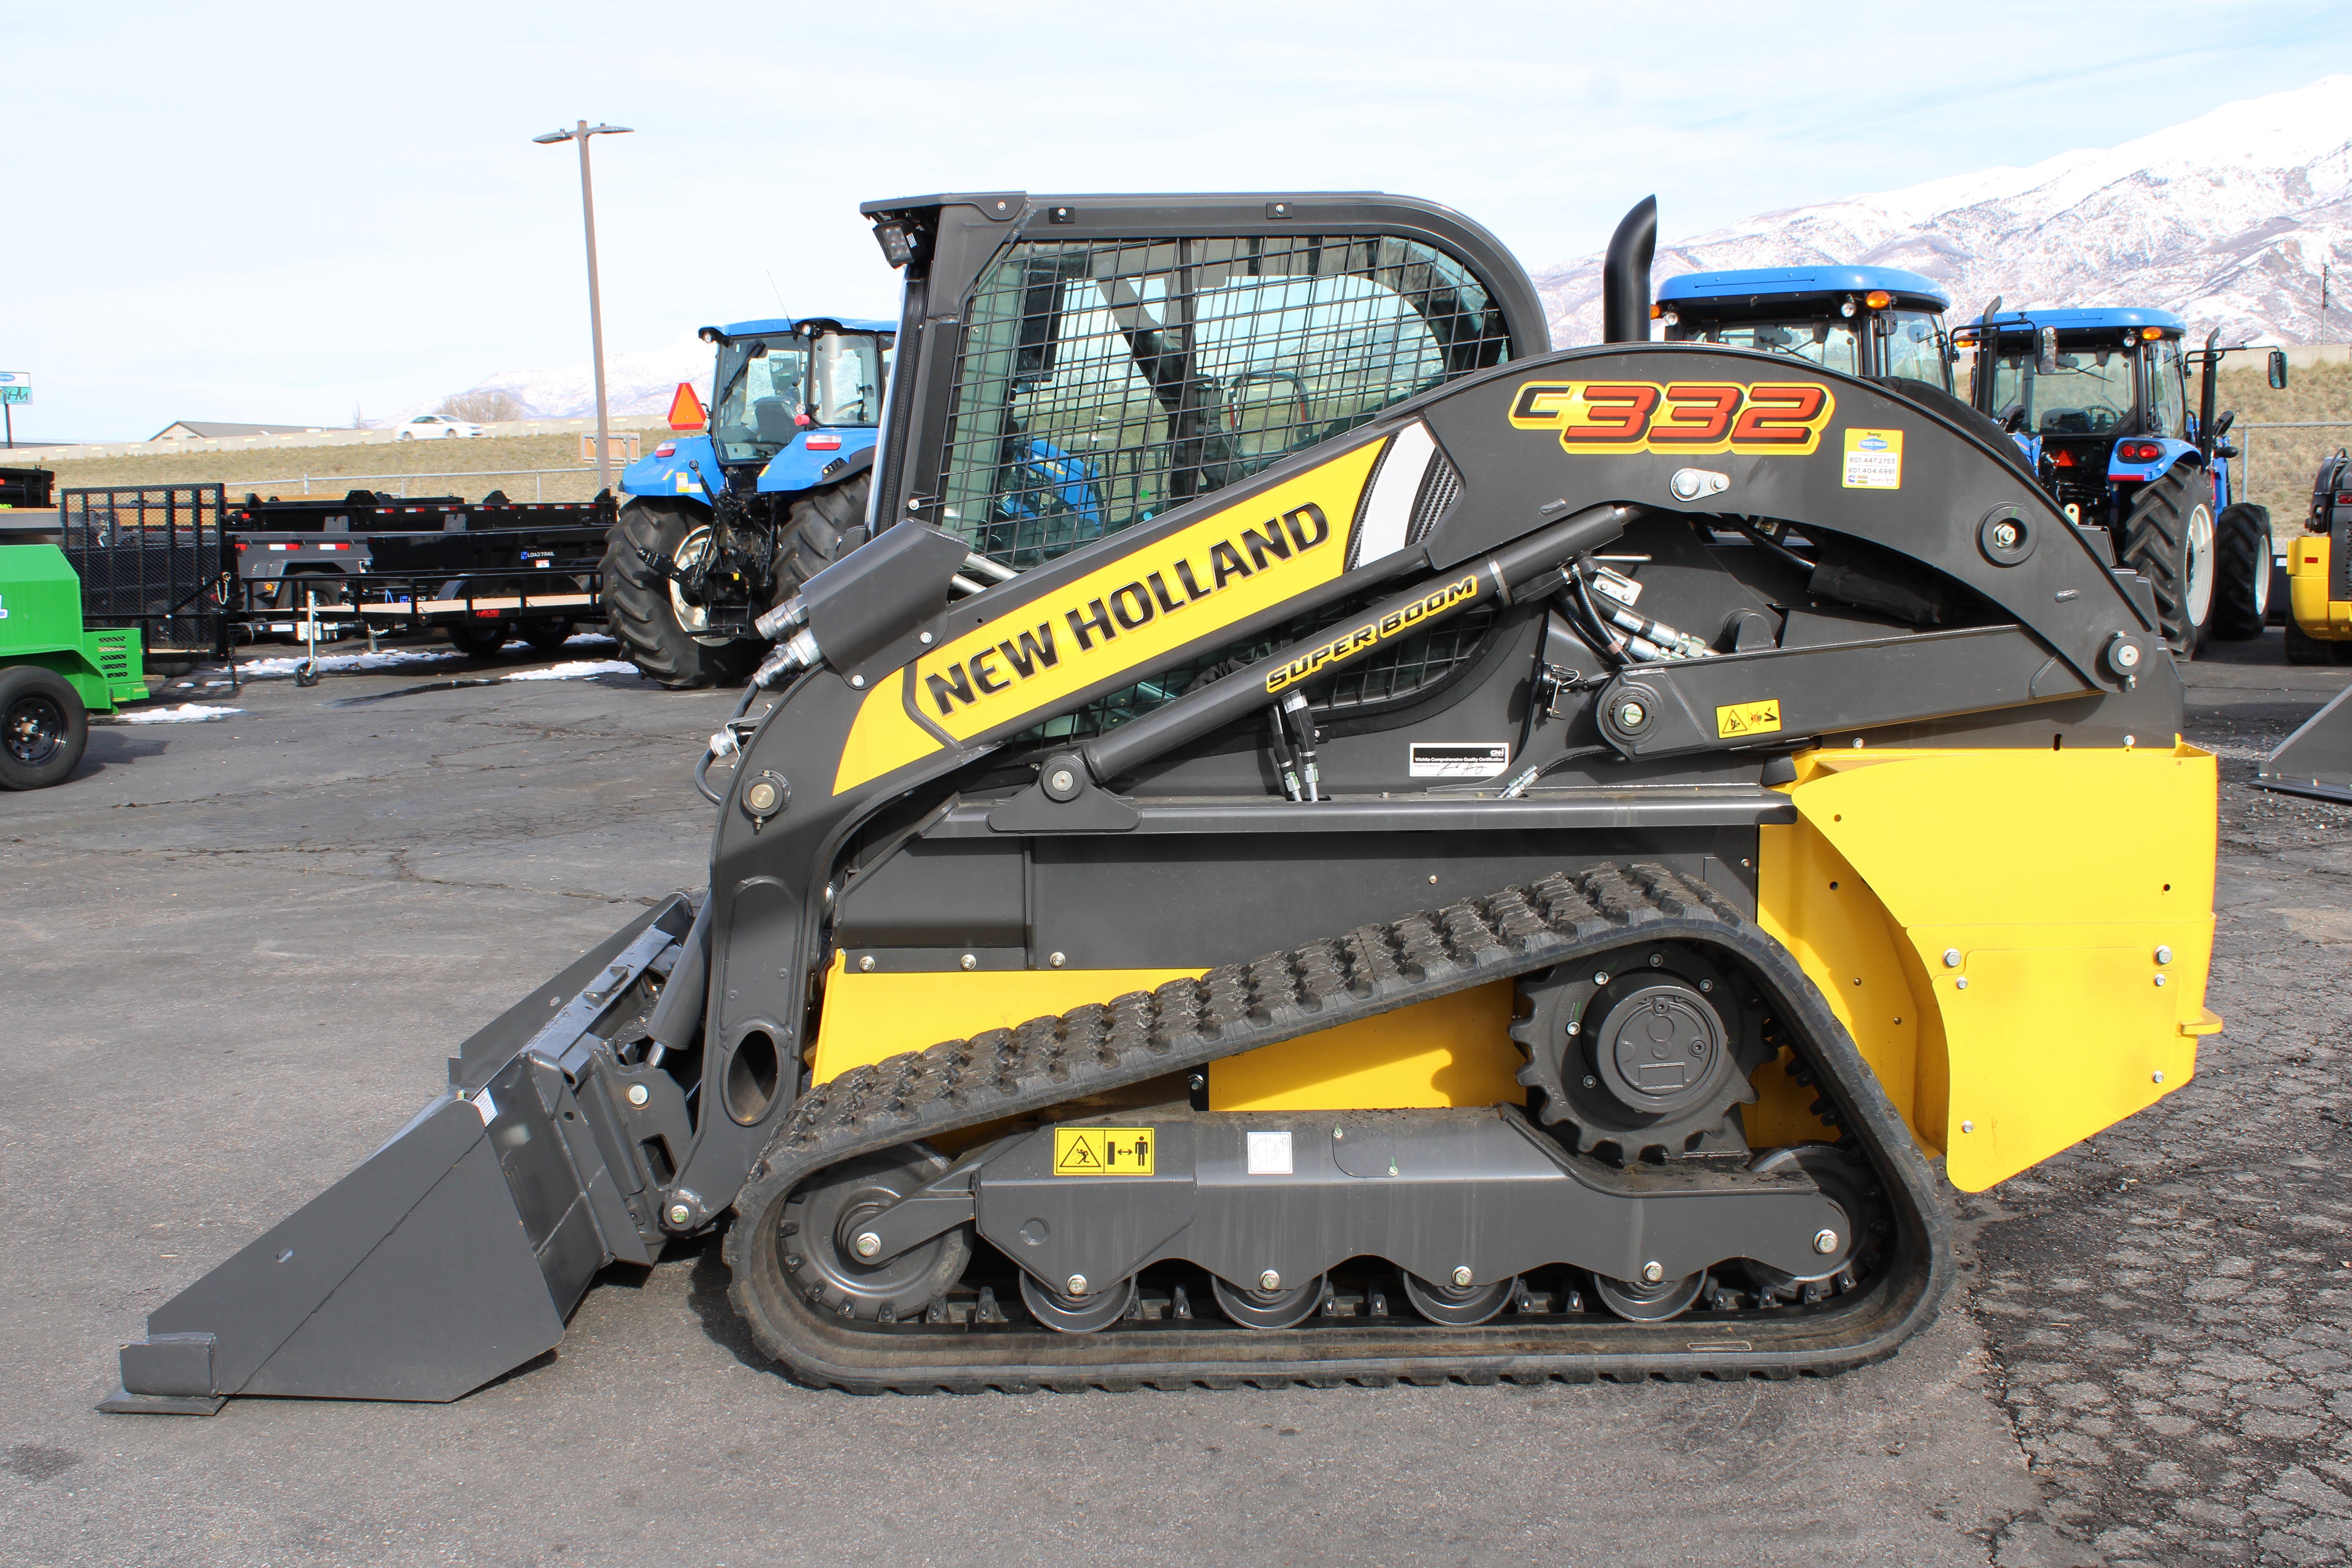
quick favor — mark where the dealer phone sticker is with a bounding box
[1715,699,1783,739]
[1054,1126,1156,1176]
[1842,428,1904,489]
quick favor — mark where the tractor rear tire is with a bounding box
[0,666,89,791]
[2120,467,2218,659]
[2211,503,2273,641]
[603,499,759,690]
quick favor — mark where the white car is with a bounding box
[394,414,485,440]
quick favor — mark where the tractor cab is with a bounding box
[623,316,897,504]
[1656,266,1953,394]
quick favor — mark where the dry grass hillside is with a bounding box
[2216,359,2352,542]
[24,433,633,505]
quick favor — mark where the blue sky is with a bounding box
[7,0,2350,440]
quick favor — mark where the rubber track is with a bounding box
[724,862,1953,1393]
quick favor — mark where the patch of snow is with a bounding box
[500,660,642,683]
[119,704,243,724]
[237,647,465,680]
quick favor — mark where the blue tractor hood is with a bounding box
[699,316,897,341]
[1658,266,1951,311]
[1958,307,2187,339]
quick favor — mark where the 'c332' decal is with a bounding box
[1508,380,1836,457]
[831,437,1388,794]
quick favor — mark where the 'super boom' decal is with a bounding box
[1265,574,1479,695]
[1508,380,1835,456]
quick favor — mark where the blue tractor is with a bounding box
[604,316,895,688]
[1953,307,2283,657]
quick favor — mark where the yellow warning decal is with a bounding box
[1716,699,1783,739]
[1841,427,1904,489]
[1052,1126,1156,1176]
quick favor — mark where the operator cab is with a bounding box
[698,316,896,481]
[1657,266,1953,395]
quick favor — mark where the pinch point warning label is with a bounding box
[1053,1126,1155,1176]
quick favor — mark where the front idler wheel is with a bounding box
[1591,1268,1707,1322]
[1742,1143,1881,1305]
[1211,1272,1327,1330]
[1400,1271,1517,1326]
[771,1145,970,1325]
[1019,1271,1137,1333]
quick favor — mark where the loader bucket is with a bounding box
[2257,683,2352,803]
[101,898,690,1414]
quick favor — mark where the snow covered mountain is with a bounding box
[415,333,710,422]
[1536,76,2352,348]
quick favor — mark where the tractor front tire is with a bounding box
[0,665,89,791]
[2120,466,2218,659]
[773,472,868,599]
[603,499,759,690]
[2211,502,2273,641]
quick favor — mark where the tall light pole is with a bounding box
[533,120,633,493]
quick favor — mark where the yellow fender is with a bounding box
[1756,744,2218,1191]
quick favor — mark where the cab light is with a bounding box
[2141,326,2164,341]
[1650,303,1663,319]
[1864,290,1892,309]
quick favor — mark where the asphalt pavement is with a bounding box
[0,630,2345,1568]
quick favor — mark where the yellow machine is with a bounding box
[107,193,2218,1412]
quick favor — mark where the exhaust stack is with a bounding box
[1601,196,1657,345]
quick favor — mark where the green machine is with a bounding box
[0,543,147,790]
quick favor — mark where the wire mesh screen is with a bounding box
[60,485,229,655]
[938,233,1513,569]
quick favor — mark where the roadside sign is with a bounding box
[0,373,27,405]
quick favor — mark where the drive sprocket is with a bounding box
[1510,941,1771,1160]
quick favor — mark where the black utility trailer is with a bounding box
[61,484,612,664]
[225,488,612,655]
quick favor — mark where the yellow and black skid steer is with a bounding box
[104,192,2219,1412]
[2261,449,2352,800]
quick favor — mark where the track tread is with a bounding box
[726,863,1951,1394]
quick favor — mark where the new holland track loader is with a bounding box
[104,193,2220,1412]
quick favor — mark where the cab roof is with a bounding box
[1657,265,1950,312]
[704,316,898,341]
[1961,307,2186,337]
